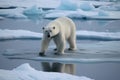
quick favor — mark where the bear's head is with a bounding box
[42,21,60,39]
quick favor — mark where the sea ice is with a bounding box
[23,5,44,15]
[0,63,94,80]
[99,3,120,11]
[0,29,42,40]
[79,2,95,11]
[0,0,119,19]
[45,10,76,19]
[44,0,120,19]
[57,0,77,11]
[0,8,27,19]
[0,29,120,41]
[76,30,120,41]
[6,13,27,19]
[0,0,60,8]
[45,9,120,19]
[0,16,4,20]
[45,9,98,19]
[98,10,109,16]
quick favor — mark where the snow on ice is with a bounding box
[0,63,93,80]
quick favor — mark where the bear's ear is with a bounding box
[42,27,45,30]
[53,26,55,29]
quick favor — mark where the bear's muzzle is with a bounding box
[47,34,50,38]
[47,32,51,38]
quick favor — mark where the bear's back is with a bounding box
[55,17,75,27]
[53,17,75,39]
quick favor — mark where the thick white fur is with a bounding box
[40,17,76,55]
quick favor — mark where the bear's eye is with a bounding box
[53,26,55,29]
[42,27,45,30]
[50,30,52,32]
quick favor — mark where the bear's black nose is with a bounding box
[48,34,50,38]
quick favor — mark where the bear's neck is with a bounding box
[52,33,60,39]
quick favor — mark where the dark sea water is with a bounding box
[0,18,120,80]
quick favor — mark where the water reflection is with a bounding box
[41,62,75,75]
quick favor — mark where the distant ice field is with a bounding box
[0,0,120,20]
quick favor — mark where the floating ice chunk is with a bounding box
[0,29,42,40]
[57,0,96,11]
[88,10,120,20]
[76,9,98,17]
[57,0,77,11]
[0,8,27,19]
[0,16,4,20]
[45,9,98,19]
[13,63,35,71]
[98,10,109,16]
[23,5,44,15]
[45,10,76,19]
[79,2,95,11]
[76,30,120,41]
[0,63,94,80]
[6,13,27,19]
[0,29,120,41]
[67,12,86,19]
[99,3,120,11]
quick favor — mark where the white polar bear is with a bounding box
[39,17,77,56]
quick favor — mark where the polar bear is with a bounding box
[39,17,77,56]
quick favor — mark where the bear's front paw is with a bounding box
[54,48,57,51]
[54,52,62,56]
[68,48,73,51]
[68,48,76,51]
[39,52,46,56]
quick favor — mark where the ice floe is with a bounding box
[0,0,119,19]
[0,29,120,41]
[0,29,42,40]
[79,2,95,11]
[23,5,44,15]
[76,30,120,41]
[0,8,27,19]
[99,3,120,11]
[0,0,60,8]
[0,63,93,80]
[44,0,120,19]
[0,16,4,20]
[45,10,120,19]
[57,0,77,11]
